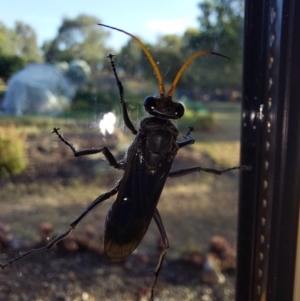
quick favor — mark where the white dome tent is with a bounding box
[1,60,90,116]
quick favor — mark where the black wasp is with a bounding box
[1,24,250,300]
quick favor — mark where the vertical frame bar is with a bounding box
[236,0,300,300]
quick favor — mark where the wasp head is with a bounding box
[144,95,184,119]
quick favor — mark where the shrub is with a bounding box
[0,125,27,178]
[71,90,120,116]
[178,106,216,133]
[0,54,26,83]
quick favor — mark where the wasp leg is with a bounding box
[0,181,120,270]
[107,54,138,135]
[52,127,124,170]
[168,165,252,178]
[177,126,195,148]
[150,208,170,301]
[177,136,195,148]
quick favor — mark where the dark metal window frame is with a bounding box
[237,0,300,300]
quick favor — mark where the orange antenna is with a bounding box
[167,51,229,97]
[99,24,165,96]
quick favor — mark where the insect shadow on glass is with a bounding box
[0,24,251,300]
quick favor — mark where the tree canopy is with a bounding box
[42,14,110,70]
[112,0,244,96]
[1,1,244,98]
[0,21,41,82]
[0,21,42,62]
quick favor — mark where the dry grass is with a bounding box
[0,102,242,252]
[0,102,242,300]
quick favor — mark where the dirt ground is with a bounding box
[0,129,240,301]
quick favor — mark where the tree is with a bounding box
[180,0,244,92]
[0,21,42,62]
[43,14,110,71]
[14,22,42,62]
[117,39,143,77]
[0,22,40,82]
[118,34,184,85]
[142,34,184,85]
[197,0,244,58]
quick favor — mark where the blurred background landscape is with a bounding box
[0,0,244,300]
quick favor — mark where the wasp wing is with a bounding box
[104,132,177,261]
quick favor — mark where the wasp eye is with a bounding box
[175,103,184,118]
[144,96,157,113]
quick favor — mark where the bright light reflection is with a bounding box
[99,112,116,135]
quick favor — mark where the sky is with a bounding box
[1,0,201,51]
